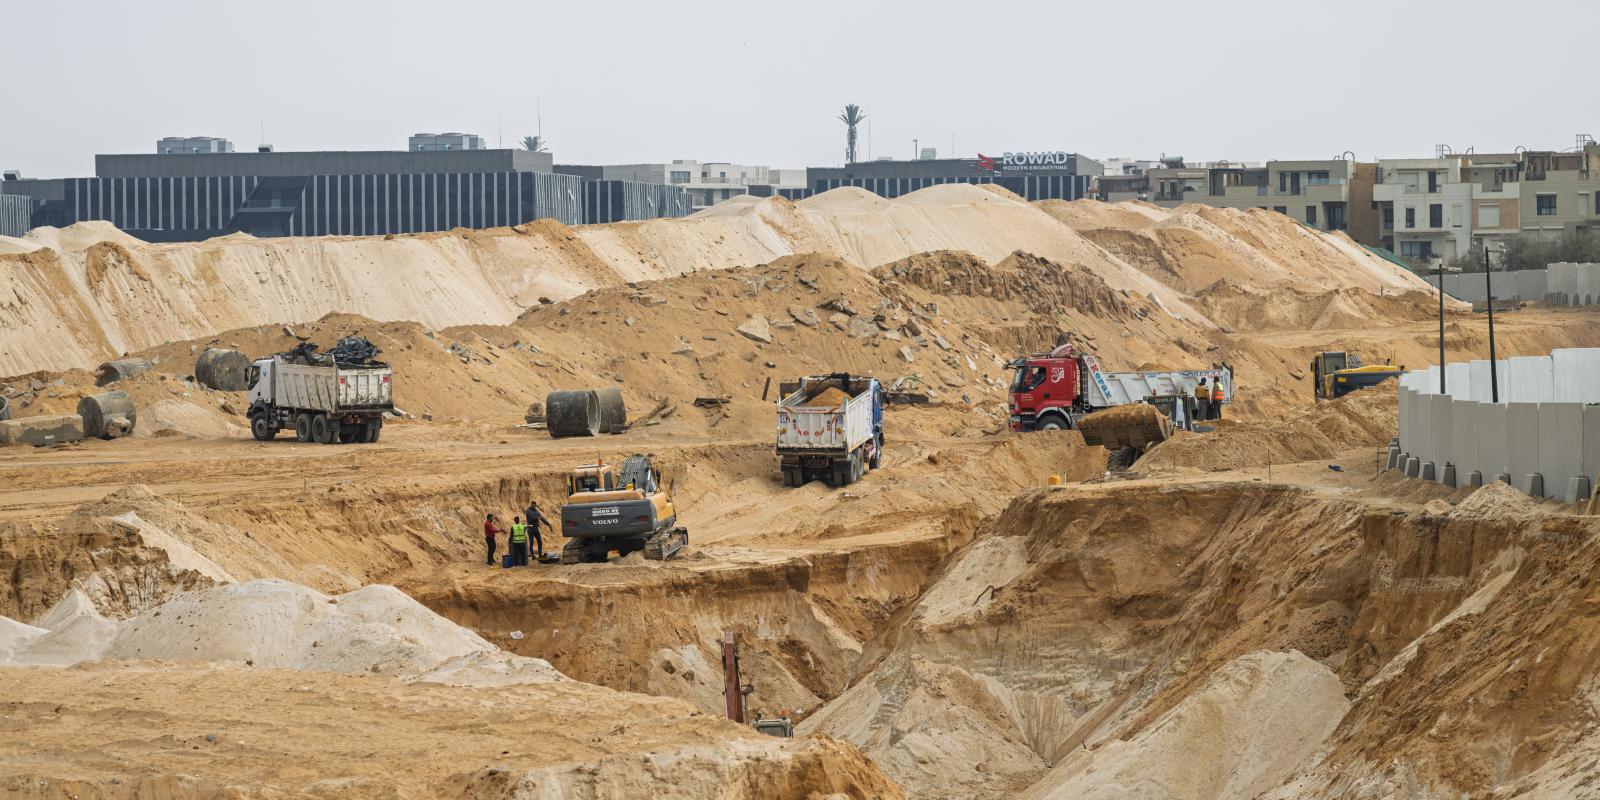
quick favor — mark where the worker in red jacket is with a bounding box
[483,513,505,565]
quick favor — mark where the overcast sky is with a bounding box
[3,0,1594,178]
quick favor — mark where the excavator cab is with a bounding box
[1313,352,1402,401]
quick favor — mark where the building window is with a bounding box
[669,171,691,183]
[1429,204,1442,227]
[1273,205,1287,215]
[1405,207,1415,228]
[1400,241,1434,259]
[1537,194,1557,216]
[1306,206,1317,226]
[1307,171,1330,185]
[1478,204,1500,228]
[1383,205,1394,229]
[1451,203,1464,227]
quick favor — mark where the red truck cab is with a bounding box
[1008,345,1083,431]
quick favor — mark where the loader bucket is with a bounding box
[1076,403,1173,450]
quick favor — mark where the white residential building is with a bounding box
[1373,158,1476,263]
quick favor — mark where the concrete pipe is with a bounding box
[77,390,138,439]
[95,358,153,387]
[596,387,627,434]
[546,390,599,438]
[194,348,252,391]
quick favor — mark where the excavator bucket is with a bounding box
[1076,403,1173,450]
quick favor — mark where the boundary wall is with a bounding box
[1442,263,1599,305]
[1394,348,1600,502]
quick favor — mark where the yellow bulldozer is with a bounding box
[557,454,687,564]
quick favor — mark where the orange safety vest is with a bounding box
[1211,384,1224,401]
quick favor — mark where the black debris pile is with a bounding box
[277,337,386,368]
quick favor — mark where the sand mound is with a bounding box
[23,221,148,252]
[0,579,565,683]
[803,386,851,407]
[796,186,892,213]
[1023,651,1349,800]
[1037,199,1162,231]
[1140,384,1398,472]
[134,398,246,438]
[1452,480,1543,518]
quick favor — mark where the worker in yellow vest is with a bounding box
[1211,380,1225,420]
[509,516,530,566]
[1194,378,1211,422]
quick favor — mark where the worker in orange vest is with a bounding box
[1211,380,1225,420]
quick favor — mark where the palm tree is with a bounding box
[839,105,866,164]
[520,135,548,153]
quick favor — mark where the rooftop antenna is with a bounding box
[498,113,503,148]
[259,118,264,149]
[538,97,543,139]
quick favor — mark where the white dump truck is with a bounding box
[775,373,883,488]
[246,340,393,444]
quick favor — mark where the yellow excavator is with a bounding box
[558,454,687,564]
[1312,352,1403,401]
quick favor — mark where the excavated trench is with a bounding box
[794,477,1575,800]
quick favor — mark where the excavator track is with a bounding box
[559,540,584,565]
[644,527,688,561]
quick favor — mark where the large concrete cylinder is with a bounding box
[546,390,599,438]
[78,390,137,439]
[194,348,252,391]
[596,387,627,434]
[96,358,153,387]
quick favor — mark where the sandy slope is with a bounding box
[0,187,1434,376]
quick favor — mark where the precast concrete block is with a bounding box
[1441,463,1457,487]
[1405,457,1421,478]
[0,414,85,446]
[1467,471,1484,487]
[1421,462,1437,481]
[1496,473,1512,485]
[1386,447,1402,471]
[1524,473,1544,497]
[1566,476,1593,505]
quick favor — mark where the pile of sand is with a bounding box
[0,579,565,684]
[1139,384,1398,472]
[2,186,1207,376]
[803,386,851,407]
[1039,199,1430,297]
[1023,651,1349,800]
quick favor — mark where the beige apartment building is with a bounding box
[1519,145,1600,237]
[1098,159,1380,245]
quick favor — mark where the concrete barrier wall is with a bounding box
[1397,348,1600,500]
[1441,265,1600,305]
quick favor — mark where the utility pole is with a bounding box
[1485,245,1499,402]
[1437,262,1447,394]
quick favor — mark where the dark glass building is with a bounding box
[1,147,692,241]
[807,153,1100,201]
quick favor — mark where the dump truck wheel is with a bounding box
[312,414,338,444]
[364,418,382,443]
[337,424,358,444]
[294,414,313,442]
[251,415,277,442]
[1038,415,1068,431]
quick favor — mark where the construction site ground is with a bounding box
[7,190,1600,798]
